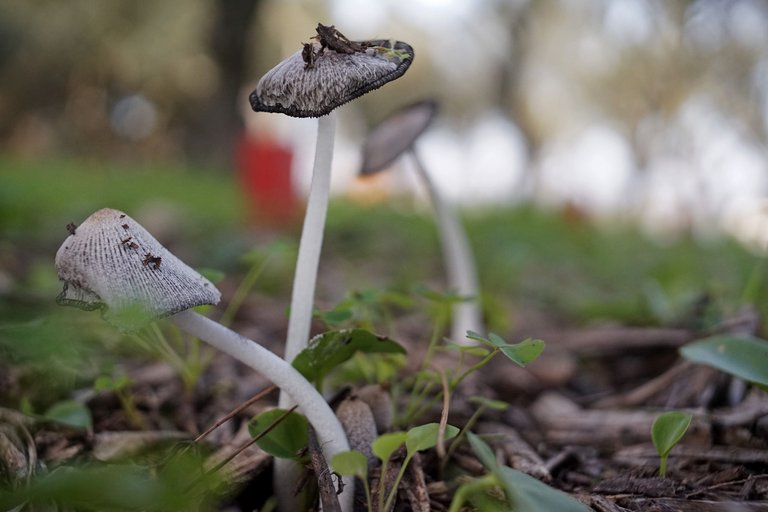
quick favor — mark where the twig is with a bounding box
[307,427,342,512]
[434,366,451,460]
[195,384,278,443]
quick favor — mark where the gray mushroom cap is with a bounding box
[250,38,414,118]
[360,99,438,176]
[55,208,221,330]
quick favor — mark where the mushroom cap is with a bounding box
[250,39,414,118]
[360,99,438,176]
[55,208,221,330]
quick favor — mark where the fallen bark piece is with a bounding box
[307,427,342,512]
[594,476,678,497]
[403,452,430,512]
[614,444,768,465]
[531,392,711,448]
[588,495,631,512]
[93,430,191,461]
[619,498,768,511]
[476,421,551,482]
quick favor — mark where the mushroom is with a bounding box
[360,100,484,343]
[249,23,414,367]
[250,24,413,511]
[54,208,352,509]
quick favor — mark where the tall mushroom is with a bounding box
[251,23,414,364]
[360,100,484,343]
[249,25,413,399]
[54,208,352,510]
[250,24,413,511]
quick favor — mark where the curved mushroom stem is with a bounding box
[169,309,353,511]
[409,147,484,343]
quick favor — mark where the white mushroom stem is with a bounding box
[283,111,337,371]
[409,148,483,343]
[277,112,339,512]
[170,309,353,511]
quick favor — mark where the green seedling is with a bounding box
[680,334,768,390]
[93,373,143,429]
[651,411,692,477]
[444,396,508,466]
[449,432,590,512]
[292,329,405,391]
[43,400,93,431]
[318,288,413,335]
[373,423,459,512]
[401,330,543,426]
[331,451,372,512]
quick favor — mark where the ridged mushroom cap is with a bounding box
[360,99,438,175]
[250,35,414,118]
[55,208,220,330]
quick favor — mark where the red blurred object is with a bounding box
[236,135,299,226]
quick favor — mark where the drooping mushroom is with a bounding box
[249,26,413,393]
[54,208,352,509]
[360,100,484,343]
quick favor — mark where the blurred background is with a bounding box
[2,0,768,239]
[3,0,768,334]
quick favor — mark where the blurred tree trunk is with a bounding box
[184,0,261,167]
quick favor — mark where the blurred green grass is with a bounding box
[1,156,762,326]
[0,156,765,410]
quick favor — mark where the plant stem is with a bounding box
[383,454,412,512]
[409,148,483,343]
[169,309,353,512]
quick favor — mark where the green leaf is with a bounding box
[93,374,130,392]
[292,329,406,384]
[248,409,308,460]
[466,332,545,367]
[467,432,498,471]
[318,308,354,325]
[498,466,591,512]
[651,411,692,457]
[44,400,92,430]
[467,432,589,512]
[497,339,545,367]
[372,432,407,462]
[405,423,459,455]
[331,450,369,479]
[467,396,509,411]
[680,335,768,386]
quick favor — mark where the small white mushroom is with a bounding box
[54,208,351,508]
[361,100,484,344]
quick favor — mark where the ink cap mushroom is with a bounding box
[54,208,353,511]
[249,23,414,118]
[249,24,413,512]
[248,23,415,366]
[360,100,484,344]
[55,208,220,331]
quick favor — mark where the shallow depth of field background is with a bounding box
[3,0,768,375]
